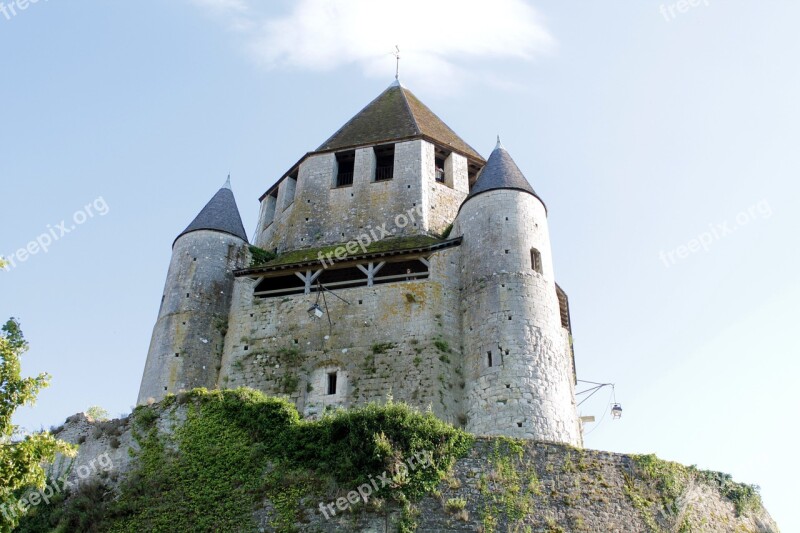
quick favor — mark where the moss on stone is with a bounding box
[252,235,443,268]
[18,388,473,532]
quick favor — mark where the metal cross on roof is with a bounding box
[393,45,400,80]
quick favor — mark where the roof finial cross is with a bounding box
[393,45,400,81]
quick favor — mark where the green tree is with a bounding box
[0,318,76,532]
[85,406,110,422]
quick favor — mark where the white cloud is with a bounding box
[190,0,554,93]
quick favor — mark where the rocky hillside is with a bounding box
[16,389,778,532]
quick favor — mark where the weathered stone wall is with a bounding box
[454,190,582,445]
[137,230,248,405]
[423,149,469,236]
[254,140,467,253]
[49,411,779,533]
[218,247,467,425]
[279,438,778,532]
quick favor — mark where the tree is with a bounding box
[85,406,110,422]
[0,257,7,270]
[0,318,75,532]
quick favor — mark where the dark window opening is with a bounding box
[373,259,429,285]
[556,285,571,330]
[318,267,368,289]
[327,373,337,395]
[435,156,446,183]
[374,144,394,181]
[531,248,542,274]
[468,163,481,187]
[336,151,355,187]
[254,274,306,297]
[253,259,430,299]
[487,351,493,368]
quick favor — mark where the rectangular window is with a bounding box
[531,248,542,274]
[374,144,394,181]
[435,156,446,183]
[335,151,355,187]
[487,351,493,368]
[327,372,338,395]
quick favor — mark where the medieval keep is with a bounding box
[138,80,583,446]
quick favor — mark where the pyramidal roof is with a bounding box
[462,140,545,209]
[175,176,248,245]
[316,81,483,161]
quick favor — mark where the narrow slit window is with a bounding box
[531,248,542,274]
[327,372,338,395]
[487,351,493,368]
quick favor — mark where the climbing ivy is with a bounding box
[18,388,473,532]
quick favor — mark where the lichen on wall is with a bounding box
[18,391,778,533]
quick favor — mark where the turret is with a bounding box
[453,141,582,445]
[137,177,249,405]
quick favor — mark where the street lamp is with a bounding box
[307,303,324,319]
[576,380,623,421]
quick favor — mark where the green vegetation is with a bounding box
[696,468,762,516]
[248,245,277,266]
[18,388,473,532]
[280,374,299,394]
[445,497,467,512]
[624,453,763,532]
[1,319,76,533]
[85,406,110,422]
[371,342,396,354]
[250,235,443,268]
[433,339,450,353]
[440,223,454,239]
[476,438,543,533]
[276,346,302,365]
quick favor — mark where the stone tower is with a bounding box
[139,81,583,446]
[453,141,582,446]
[137,178,249,405]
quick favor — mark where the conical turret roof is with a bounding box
[175,177,248,245]
[462,140,544,209]
[316,81,483,161]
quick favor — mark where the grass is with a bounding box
[249,235,444,268]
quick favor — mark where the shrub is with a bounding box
[17,388,473,532]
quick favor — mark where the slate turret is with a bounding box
[137,177,249,405]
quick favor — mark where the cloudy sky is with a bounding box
[2,1,798,528]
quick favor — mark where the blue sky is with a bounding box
[1,0,798,528]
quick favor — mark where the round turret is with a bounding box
[453,142,582,445]
[137,178,249,405]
